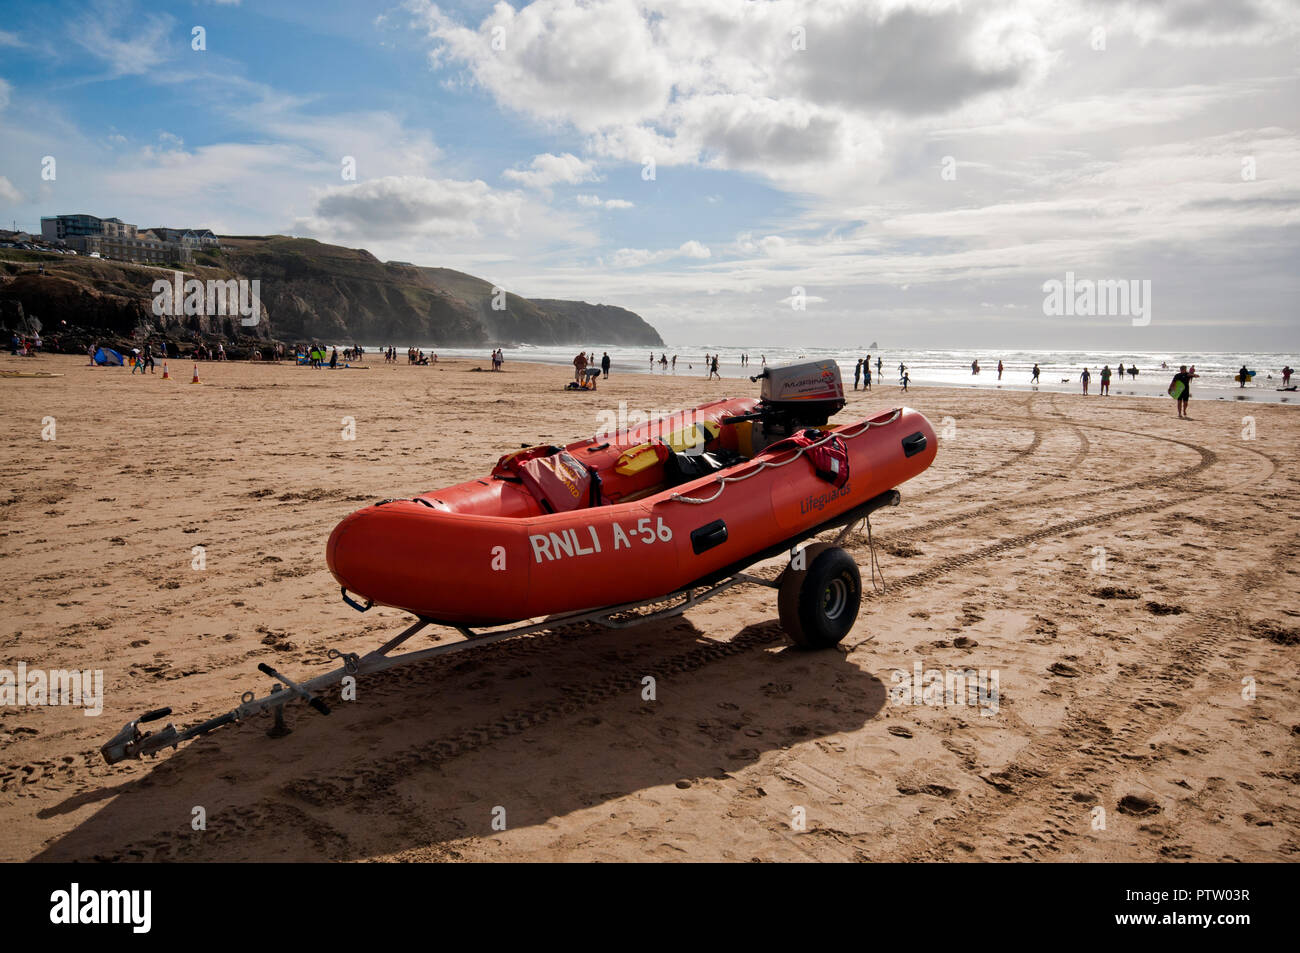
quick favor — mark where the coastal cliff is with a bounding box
[0,235,664,350]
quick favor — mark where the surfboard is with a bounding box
[1235,371,1256,383]
[1168,380,1185,399]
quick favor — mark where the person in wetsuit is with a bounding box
[1171,365,1192,418]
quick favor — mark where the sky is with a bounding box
[0,0,1296,349]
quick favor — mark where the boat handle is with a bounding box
[690,519,728,555]
[340,587,373,613]
[902,431,928,457]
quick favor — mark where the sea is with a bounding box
[393,345,1299,406]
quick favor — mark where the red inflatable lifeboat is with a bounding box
[328,360,937,645]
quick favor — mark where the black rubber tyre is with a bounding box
[777,545,861,648]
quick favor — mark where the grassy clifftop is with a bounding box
[210,236,664,346]
[0,236,664,348]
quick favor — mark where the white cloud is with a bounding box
[607,240,711,268]
[0,175,21,203]
[1095,0,1300,47]
[299,175,524,241]
[735,234,788,257]
[412,0,1048,191]
[502,152,597,190]
[73,2,174,77]
[421,0,673,129]
[0,78,10,111]
[575,193,633,209]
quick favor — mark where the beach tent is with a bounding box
[93,347,124,366]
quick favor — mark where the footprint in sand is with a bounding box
[1117,794,1161,816]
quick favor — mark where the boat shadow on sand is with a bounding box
[33,617,887,861]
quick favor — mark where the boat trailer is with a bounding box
[100,490,900,765]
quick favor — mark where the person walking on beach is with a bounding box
[901,369,910,391]
[997,359,1003,380]
[1116,362,1124,381]
[1170,365,1192,418]
[329,347,338,369]
[1031,363,1040,384]
[864,361,872,390]
[853,359,862,390]
[1282,365,1293,386]
[601,352,611,378]
[671,354,677,372]
[876,356,882,376]
[1080,367,1091,395]
[1238,363,1250,388]
[575,350,588,383]
[1100,364,1111,395]
[709,354,720,380]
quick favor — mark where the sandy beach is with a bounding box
[1,351,1297,863]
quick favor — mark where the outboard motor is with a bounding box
[725,359,847,454]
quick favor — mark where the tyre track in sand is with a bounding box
[874,440,1289,861]
[867,406,1220,551]
[882,524,1290,862]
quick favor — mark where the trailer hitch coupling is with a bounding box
[100,707,178,765]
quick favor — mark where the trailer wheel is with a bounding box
[778,545,861,648]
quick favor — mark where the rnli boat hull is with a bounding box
[327,405,937,625]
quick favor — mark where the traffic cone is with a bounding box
[161,362,170,380]
[191,363,201,384]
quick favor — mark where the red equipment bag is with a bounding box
[491,444,560,480]
[517,450,600,512]
[777,428,850,488]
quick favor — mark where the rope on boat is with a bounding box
[668,408,905,505]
